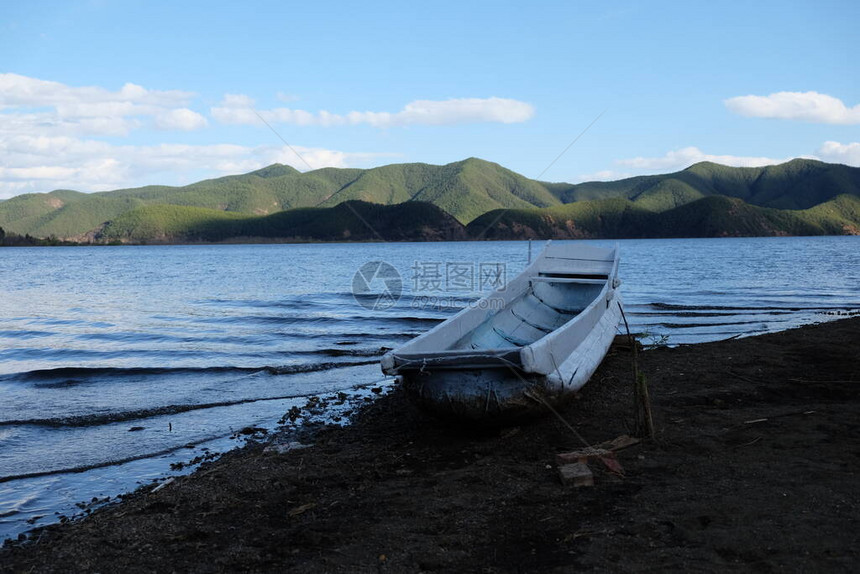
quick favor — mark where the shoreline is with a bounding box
[3,233,859,248]
[2,318,858,573]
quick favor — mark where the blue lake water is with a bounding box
[1,237,858,540]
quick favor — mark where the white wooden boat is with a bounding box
[381,242,622,423]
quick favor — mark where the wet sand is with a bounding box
[2,318,858,573]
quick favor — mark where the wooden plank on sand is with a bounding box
[559,462,594,487]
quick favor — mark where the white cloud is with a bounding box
[574,170,636,183]
[0,73,207,137]
[220,93,256,108]
[0,73,193,109]
[154,108,208,131]
[0,75,403,199]
[0,110,141,137]
[616,146,790,172]
[212,95,535,128]
[0,134,397,199]
[725,91,860,125]
[816,141,860,166]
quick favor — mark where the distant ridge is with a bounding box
[544,159,860,210]
[1,158,858,242]
[467,194,860,239]
[97,201,467,243]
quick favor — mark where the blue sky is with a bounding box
[1,0,857,198]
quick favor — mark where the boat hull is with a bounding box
[400,367,550,422]
[382,242,623,424]
[398,291,623,423]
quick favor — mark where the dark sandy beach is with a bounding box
[2,317,858,573]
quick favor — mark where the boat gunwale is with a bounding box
[383,243,620,376]
[518,251,619,375]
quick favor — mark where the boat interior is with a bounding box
[451,272,607,351]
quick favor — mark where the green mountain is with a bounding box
[98,200,467,243]
[0,157,858,242]
[312,159,560,222]
[545,159,860,211]
[92,194,860,244]
[467,194,860,239]
[0,158,559,238]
